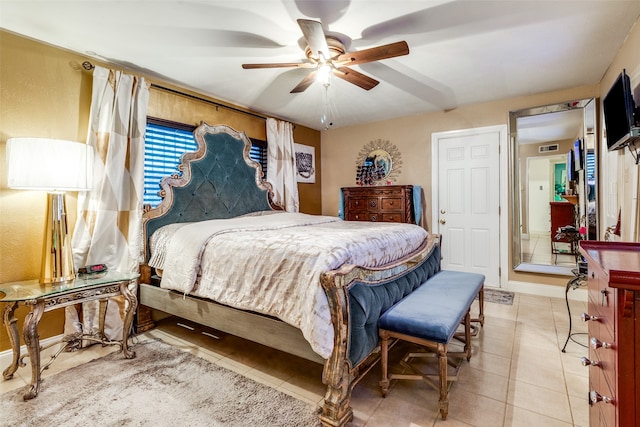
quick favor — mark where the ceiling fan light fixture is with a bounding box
[317,64,332,87]
[241,18,409,94]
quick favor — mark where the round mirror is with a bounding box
[365,149,393,177]
[355,139,402,185]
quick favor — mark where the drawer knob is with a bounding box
[590,337,611,350]
[581,312,600,322]
[589,390,613,405]
[580,356,600,367]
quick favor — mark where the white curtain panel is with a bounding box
[66,65,149,341]
[266,118,299,212]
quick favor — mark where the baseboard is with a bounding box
[0,334,64,368]
[502,280,587,302]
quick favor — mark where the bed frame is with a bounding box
[138,122,441,426]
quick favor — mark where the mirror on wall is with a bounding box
[509,98,598,276]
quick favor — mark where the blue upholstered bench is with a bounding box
[378,270,485,420]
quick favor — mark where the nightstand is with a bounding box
[0,271,138,400]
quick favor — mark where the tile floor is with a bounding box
[1,292,590,426]
[521,233,578,267]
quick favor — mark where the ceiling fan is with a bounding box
[242,19,409,93]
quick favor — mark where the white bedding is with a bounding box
[149,212,428,358]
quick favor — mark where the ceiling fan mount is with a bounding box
[242,19,409,94]
[304,35,345,62]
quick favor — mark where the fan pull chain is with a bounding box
[321,76,333,130]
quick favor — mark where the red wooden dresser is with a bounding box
[578,241,640,427]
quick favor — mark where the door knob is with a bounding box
[439,219,446,225]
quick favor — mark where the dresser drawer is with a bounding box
[589,319,617,395]
[347,197,372,212]
[588,363,616,427]
[347,212,378,222]
[380,197,403,212]
[587,267,615,338]
[380,213,404,223]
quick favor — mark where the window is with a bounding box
[249,138,268,177]
[143,119,268,207]
[144,119,197,207]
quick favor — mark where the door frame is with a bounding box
[431,125,508,288]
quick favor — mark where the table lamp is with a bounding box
[6,138,94,283]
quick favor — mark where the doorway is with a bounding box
[431,125,507,287]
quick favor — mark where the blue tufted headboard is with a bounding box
[142,122,281,260]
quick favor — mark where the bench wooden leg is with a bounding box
[437,342,449,420]
[470,285,485,335]
[379,330,390,397]
[463,310,471,361]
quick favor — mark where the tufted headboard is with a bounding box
[142,122,281,260]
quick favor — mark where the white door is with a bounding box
[432,126,503,286]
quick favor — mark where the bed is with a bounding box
[138,122,442,427]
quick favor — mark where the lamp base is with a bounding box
[41,192,75,283]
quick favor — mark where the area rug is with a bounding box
[482,288,515,305]
[0,339,321,427]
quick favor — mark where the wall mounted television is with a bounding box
[573,138,583,171]
[602,69,639,151]
[566,149,576,184]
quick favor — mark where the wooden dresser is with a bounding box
[578,241,640,427]
[341,185,414,224]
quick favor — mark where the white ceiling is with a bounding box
[517,109,585,145]
[1,1,639,131]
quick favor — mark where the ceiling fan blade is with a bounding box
[290,70,318,93]
[334,67,379,90]
[335,41,409,66]
[242,62,312,69]
[297,19,330,60]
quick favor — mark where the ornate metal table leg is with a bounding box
[120,280,138,359]
[22,300,44,400]
[2,301,20,380]
[98,297,108,345]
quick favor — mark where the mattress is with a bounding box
[148,212,429,358]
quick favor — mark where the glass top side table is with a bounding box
[1,271,139,400]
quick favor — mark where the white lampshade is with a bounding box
[6,137,94,283]
[6,138,93,191]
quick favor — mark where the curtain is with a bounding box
[266,118,299,212]
[65,65,149,342]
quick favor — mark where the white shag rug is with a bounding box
[0,339,321,427]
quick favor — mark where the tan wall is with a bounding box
[0,31,320,351]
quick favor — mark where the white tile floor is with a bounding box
[521,233,578,267]
[1,292,590,426]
